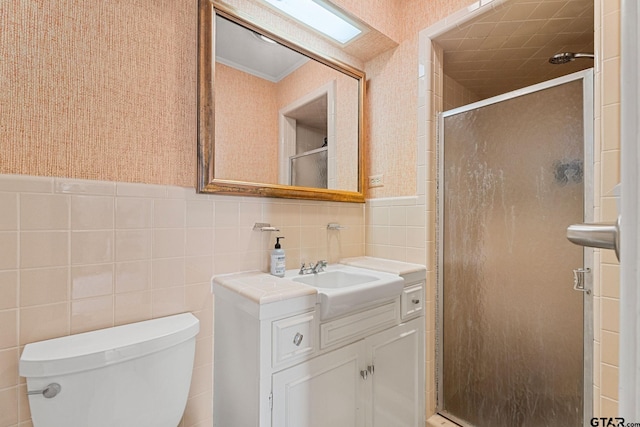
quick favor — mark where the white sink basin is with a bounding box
[287,265,404,320]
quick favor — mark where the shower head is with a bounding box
[549,52,595,65]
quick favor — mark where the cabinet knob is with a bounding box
[411,298,420,304]
[293,332,303,346]
[360,370,368,380]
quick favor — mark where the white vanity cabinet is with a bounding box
[212,263,426,427]
[272,317,424,427]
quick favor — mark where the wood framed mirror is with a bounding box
[197,0,366,202]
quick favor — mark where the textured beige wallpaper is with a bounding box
[2,0,197,186]
[364,0,477,198]
[214,63,279,184]
[277,60,359,191]
[1,0,479,194]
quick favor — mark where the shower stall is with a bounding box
[437,70,593,426]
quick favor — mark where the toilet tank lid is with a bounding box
[19,313,200,378]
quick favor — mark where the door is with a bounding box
[437,71,593,426]
[619,0,640,416]
[366,318,424,427]
[272,340,365,427]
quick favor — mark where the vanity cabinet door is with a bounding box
[365,318,424,427]
[272,340,366,427]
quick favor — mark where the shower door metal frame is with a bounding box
[436,69,594,427]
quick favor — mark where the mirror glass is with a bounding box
[198,2,365,202]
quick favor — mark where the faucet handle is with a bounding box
[313,260,327,273]
[298,262,306,275]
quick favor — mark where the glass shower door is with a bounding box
[438,72,593,426]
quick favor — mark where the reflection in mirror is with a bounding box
[197,1,365,202]
[214,14,359,191]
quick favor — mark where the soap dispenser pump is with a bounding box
[270,236,286,277]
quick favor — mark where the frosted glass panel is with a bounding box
[291,149,328,188]
[441,79,585,426]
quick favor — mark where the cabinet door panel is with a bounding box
[367,318,424,427]
[272,341,365,427]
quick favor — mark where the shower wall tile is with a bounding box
[593,386,601,418]
[601,364,619,400]
[600,331,619,366]
[594,297,601,342]
[601,264,620,298]
[602,104,620,151]
[601,248,619,265]
[602,59,620,106]
[0,173,365,426]
[594,341,601,388]
[601,396,618,417]
[601,297,620,333]
[594,10,621,417]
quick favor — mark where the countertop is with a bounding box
[212,257,426,305]
[212,270,317,304]
[340,256,426,276]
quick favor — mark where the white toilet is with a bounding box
[19,313,199,427]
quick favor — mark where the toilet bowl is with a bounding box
[19,313,199,427]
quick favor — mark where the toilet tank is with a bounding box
[19,313,200,427]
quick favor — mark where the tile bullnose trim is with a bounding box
[55,178,116,196]
[0,174,54,193]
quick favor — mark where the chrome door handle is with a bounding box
[567,216,620,260]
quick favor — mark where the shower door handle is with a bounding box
[566,216,620,261]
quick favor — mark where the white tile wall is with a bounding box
[0,173,365,426]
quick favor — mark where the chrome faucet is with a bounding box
[299,262,313,275]
[312,260,327,273]
[298,260,328,275]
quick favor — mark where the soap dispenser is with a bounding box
[270,236,286,277]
